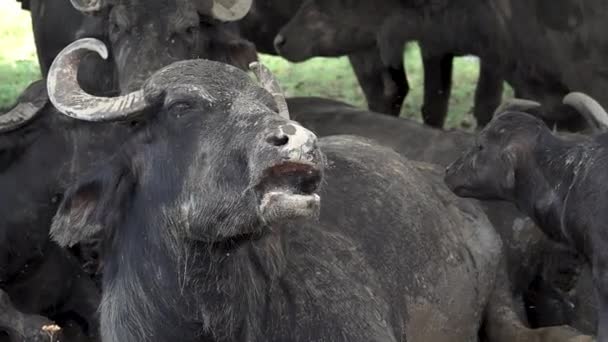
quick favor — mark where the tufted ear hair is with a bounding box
[50,161,135,247]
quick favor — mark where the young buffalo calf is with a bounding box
[445,97,608,341]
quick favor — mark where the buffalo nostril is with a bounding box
[266,133,289,147]
[274,34,286,49]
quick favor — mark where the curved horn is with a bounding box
[249,61,289,120]
[493,98,542,117]
[0,81,48,133]
[47,38,148,122]
[197,0,253,21]
[563,92,608,131]
[70,0,105,13]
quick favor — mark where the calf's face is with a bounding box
[444,113,544,201]
[49,49,323,246]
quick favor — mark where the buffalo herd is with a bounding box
[1,0,607,341]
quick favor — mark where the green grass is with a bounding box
[0,1,40,110]
[0,1,510,128]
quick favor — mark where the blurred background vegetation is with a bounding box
[0,0,512,128]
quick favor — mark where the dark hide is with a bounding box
[276,0,504,128]
[0,80,133,340]
[51,60,506,342]
[445,111,608,338]
[287,96,598,334]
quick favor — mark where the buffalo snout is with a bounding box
[265,123,319,163]
[253,122,323,224]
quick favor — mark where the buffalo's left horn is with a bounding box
[249,62,289,120]
[493,98,542,117]
[563,92,608,131]
[196,0,253,22]
[47,38,148,122]
[0,81,47,133]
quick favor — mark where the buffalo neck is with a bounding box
[56,115,132,184]
[513,131,590,244]
[104,209,291,342]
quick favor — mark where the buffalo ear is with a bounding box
[50,163,135,247]
[208,26,258,71]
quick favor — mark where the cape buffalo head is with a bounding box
[444,111,549,201]
[48,39,324,246]
[68,0,257,92]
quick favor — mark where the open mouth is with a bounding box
[256,162,321,195]
[255,162,322,223]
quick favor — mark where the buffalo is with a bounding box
[22,0,409,116]
[0,80,115,340]
[277,0,608,131]
[238,0,408,116]
[445,92,608,340]
[275,0,505,128]
[20,0,257,95]
[44,38,594,342]
[287,96,598,334]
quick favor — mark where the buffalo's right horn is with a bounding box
[0,81,47,133]
[47,38,148,122]
[70,0,106,13]
[249,61,289,120]
[493,98,542,117]
[196,0,253,22]
[563,92,608,131]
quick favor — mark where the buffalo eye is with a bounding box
[477,144,484,151]
[168,101,193,116]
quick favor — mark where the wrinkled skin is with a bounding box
[50,60,506,342]
[0,80,133,340]
[288,96,597,335]
[277,0,504,128]
[445,111,608,339]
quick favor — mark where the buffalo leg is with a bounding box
[0,289,61,342]
[348,47,408,116]
[483,258,594,342]
[473,59,503,128]
[420,51,453,128]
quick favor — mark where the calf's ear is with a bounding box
[500,146,518,190]
[50,163,135,247]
